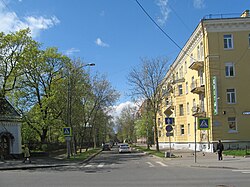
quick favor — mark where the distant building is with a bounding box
[0,97,22,158]
[157,10,250,152]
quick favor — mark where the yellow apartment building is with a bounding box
[157,10,250,152]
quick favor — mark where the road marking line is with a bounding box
[232,170,250,172]
[97,163,105,168]
[84,164,93,168]
[146,162,154,167]
[156,161,168,167]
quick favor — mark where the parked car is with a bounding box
[118,144,131,153]
[102,143,111,151]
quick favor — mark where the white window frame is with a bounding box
[225,62,235,77]
[227,88,236,104]
[178,84,183,95]
[179,104,184,116]
[224,34,233,49]
[180,125,185,135]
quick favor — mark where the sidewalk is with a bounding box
[0,150,101,171]
[153,147,250,170]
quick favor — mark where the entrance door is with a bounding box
[0,135,10,156]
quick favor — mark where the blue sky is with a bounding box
[0,0,249,114]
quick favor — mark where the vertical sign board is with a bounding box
[198,118,210,130]
[165,117,174,125]
[63,127,72,137]
[212,76,218,115]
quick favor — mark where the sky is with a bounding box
[0,0,249,116]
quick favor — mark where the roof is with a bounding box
[0,97,21,119]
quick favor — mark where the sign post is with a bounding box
[165,117,174,157]
[63,127,72,159]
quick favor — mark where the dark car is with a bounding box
[102,143,111,151]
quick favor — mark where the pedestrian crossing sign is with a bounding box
[63,127,72,136]
[198,118,210,130]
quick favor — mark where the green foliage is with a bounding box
[224,150,250,156]
[69,149,101,160]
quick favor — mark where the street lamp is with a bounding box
[66,62,95,159]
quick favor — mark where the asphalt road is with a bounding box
[0,147,250,187]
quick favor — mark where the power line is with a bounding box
[135,0,183,51]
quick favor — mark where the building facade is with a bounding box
[157,10,250,152]
[0,97,22,158]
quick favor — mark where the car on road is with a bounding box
[102,143,111,151]
[118,144,131,153]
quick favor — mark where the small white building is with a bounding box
[0,97,22,158]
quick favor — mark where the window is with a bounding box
[178,85,183,95]
[158,130,162,137]
[197,45,200,60]
[179,104,184,116]
[224,34,233,49]
[179,66,183,78]
[227,88,236,104]
[225,62,235,77]
[228,117,237,133]
[180,125,185,135]
[185,82,188,94]
[184,61,187,74]
[188,123,190,135]
[190,53,194,65]
[200,42,204,60]
[187,102,190,115]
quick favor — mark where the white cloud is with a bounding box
[111,101,137,118]
[193,0,205,9]
[65,48,80,56]
[0,1,60,38]
[95,37,109,47]
[156,0,171,26]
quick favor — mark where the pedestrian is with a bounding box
[22,145,31,163]
[217,140,224,161]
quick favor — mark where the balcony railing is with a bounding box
[173,77,185,84]
[192,104,206,117]
[190,79,205,94]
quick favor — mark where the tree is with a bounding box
[16,47,69,144]
[128,57,169,151]
[0,29,37,97]
[116,105,138,143]
[81,74,120,150]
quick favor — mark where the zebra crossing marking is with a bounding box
[156,161,168,167]
[146,162,154,167]
[232,170,250,174]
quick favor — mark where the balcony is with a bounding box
[164,101,174,116]
[173,77,185,84]
[189,60,204,71]
[192,105,206,117]
[190,79,205,94]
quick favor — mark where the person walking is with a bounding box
[22,145,31,163]
[217,140,224,161]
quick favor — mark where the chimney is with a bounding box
[241,10,249,17]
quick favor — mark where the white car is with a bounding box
[119,144,132,153]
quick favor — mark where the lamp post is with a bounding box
[66,62,95,159]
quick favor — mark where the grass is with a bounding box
[132,145,166,158]
[69,148,101,160]
[223,149,250,157]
